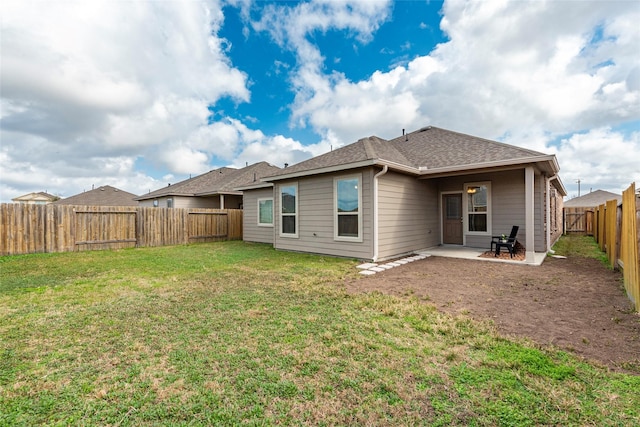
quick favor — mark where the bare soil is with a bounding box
[346,255,640,373]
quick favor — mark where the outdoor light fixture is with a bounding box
[467,187,477,194]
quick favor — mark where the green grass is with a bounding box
[551,234,609,265]
[1,241,638,426]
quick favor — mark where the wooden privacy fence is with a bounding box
[564,208,594,235]
[593,183,640,311]
[0,204,243,256]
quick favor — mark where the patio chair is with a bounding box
[491,226,519,257]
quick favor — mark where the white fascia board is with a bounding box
[262,159,421,182]
[233,182,274,191]
[195,190,243,197]
[418,155,559,176]
[262,160,378,182]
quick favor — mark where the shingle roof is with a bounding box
[53,185,138,206]
[265,126,552,179]
[136,162,281,200]
[196,162,282,195]
[563,190,622,208]
[12,191,59,202]
[389,126,546,169]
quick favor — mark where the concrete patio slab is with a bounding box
[416,245,547,266]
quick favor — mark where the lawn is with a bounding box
[1,241,638,426]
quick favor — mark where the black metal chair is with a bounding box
[491,226,519,257]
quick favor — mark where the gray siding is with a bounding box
[377,171,439,260]
[274,168,374,259]
[137,196,219,209]
[434,168,547,251]
[137,195,242,209]
[174,196,218,209]
[441,171,524,249]
[243,188,275,244]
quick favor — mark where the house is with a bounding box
[53,185,138,206]
[135,162,281,209]
[564,190,622,208]
[240,126,566,264]
[11,191,59,204]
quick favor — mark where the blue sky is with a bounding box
[1,0,639,202]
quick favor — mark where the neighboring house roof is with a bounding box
[135,162,281,201]
[263,126,561,184]
[53,185,138,206]
[11,191,59,203]
[564,190,622,208]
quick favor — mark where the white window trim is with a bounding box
[257,197,274,227]
[279,183,298,238]
[334,174,363,242]
[464,182,491,236]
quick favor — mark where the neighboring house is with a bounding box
[11,191,59,204]
[135,162,281,209]
[563,190,622,208]
[240,126,566,264]
[53,185,138,206]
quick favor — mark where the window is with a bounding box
[280,183,297,237]
[465,183,490,234]
[153,200,159,207]
[166,198,174,208]
[257,198,273,227]
[335,175,362,241]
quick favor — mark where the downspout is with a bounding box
[372,165,389,262]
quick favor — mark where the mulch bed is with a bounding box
[479,241,526,261]
[346,255,640,373]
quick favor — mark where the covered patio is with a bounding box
[416,245,548,266]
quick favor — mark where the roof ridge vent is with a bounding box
[418,126,432,132]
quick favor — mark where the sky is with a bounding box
[1,0,639,203]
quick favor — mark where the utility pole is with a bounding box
[576,179,581,197]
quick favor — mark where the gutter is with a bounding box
[418,155,559,176]
[372,165,388,262]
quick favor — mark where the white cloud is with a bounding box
[0,0,251,202]
[552,128,640,196]
[2,0,638,203]
[260,0,639,195]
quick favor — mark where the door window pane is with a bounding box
[446,196,461,219]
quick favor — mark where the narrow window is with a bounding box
[335,175,362,241]
[465,183,490,234]
[166,198,174,208]
[257,198,273,227]
[280,184,298,237]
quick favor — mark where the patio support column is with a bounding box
[525,166,535,263]
[545,176,551,252]
[220,194,225,209]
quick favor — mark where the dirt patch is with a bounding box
[346,256,640,373]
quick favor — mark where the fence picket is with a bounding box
[0,204,243,256]
[593,183,640,311]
